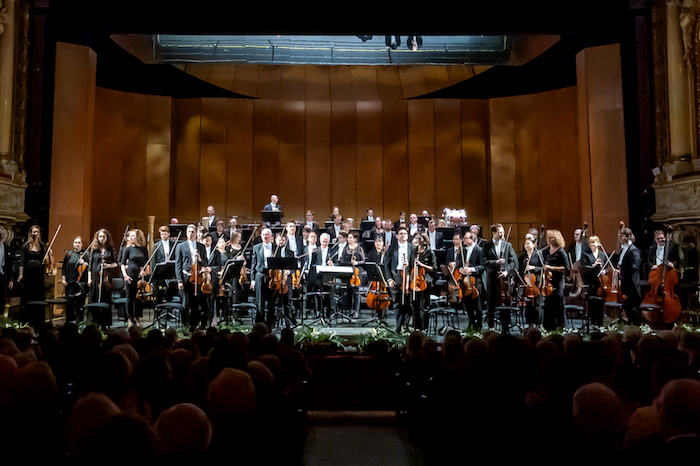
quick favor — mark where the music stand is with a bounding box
[360,220,374,234]
[317,265,354,325]
[169,224,187,240]
[267,257,299,331]
[219,259,244,325]
[304,264,329,328]
[362,262,392,328]
[262,210,283,226]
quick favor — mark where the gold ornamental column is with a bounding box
[0,0,16,159]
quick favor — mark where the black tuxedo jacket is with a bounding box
[482,240,519,290]
[251,242,274,276]
[647,243,680,271]
[311,247,336,267]
[386,242,416,284]
[619,244,642,297]
[154,239,176,264]
[175,241,209,284]
[426,230,444,250]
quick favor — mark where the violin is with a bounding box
[350,250,361,287]
[642,232,682,324]
[494,225,513,307]
[189,251,212,295]
[459,246,478,300]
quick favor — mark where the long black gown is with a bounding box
[19,244,47,328]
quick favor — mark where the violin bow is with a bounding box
[43,224,62,262]
[165,230,182,262]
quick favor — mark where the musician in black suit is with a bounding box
[618,228,642,326]
[263,194,283,213]
[383,219,396,252]
[361,208,375,222]
[446,233,462,269]
[567,228,591,263]
[425,219,444,250]
[301,210,321,238]
[457,231,485,330]
[482,223,519,331]
[327,214,343,244]
[175,224,211,331]
[387,227,416,333]
[154,225,176,264]
[394,211,407,233]
[250,228,276,326]
[211,220,230,245]
[647,230,680,274]
[542,230,570,330]
[152,225,177,303]
[204,205,221,231]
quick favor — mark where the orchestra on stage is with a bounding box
[10,194,696,334]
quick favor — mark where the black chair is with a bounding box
[111,277,128,323]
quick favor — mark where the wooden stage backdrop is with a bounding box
[50,42,628,267]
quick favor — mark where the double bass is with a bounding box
[642,232,682,324]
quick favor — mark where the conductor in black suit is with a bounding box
[175,224,211,331]
[250,228,276,326]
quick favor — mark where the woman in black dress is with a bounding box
[61,236,89,324]
[581,235,609,327]
[121,229,148,327]
[87,228,119,328]
[18,225,50,329]
[342,232,365,319]
[518,236,543,327]
[411,233,437,331]
[542,229,571,330]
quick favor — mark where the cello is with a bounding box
[366,250,391,314]
[642,232,682,324]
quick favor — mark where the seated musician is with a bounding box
[362,208,375,222]
[342,232,365,319]
[647,230,680,273]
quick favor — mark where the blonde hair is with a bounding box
[547,229,566,249]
